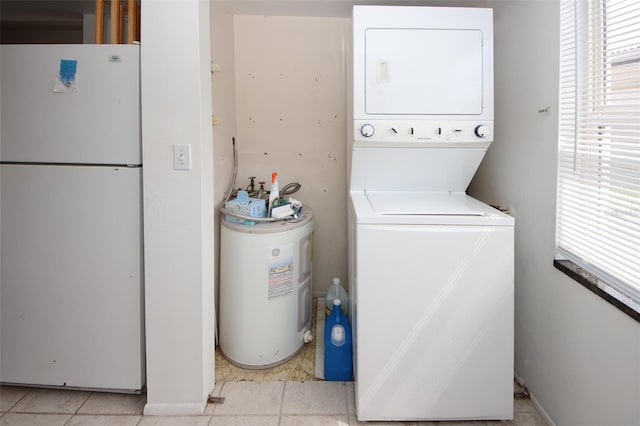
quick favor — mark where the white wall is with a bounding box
[469,1,640,425]
[141,0,215,415]
[210,1,237,331]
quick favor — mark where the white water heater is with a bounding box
[219,208,314,368]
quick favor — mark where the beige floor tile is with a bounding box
[137,416,212,426]
[211,382,224,395]
[203,404,215,416]
[514,397,537,413]
[345,382,355,415]
[209,416,279,425]
[203,382,226,416]
[488,411,548,426]
[419,422,487,426]
[513,412,547,426]
[352,416,417,425]
[77,392,146,415]
[0,412,70,425]
[282,381,347,415]
[281,415,349,426]
[66,414,141,426]
[0,387,29,412]
[213,381,284,416]
[9,388,91,414]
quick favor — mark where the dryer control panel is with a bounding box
[353,120,493,146]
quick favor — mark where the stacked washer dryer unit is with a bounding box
[348,6,515,422]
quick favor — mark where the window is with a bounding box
[556,0,640,318]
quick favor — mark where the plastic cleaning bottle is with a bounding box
[325,278,348,316]
[324,298,353,381]
[268,172,279,217]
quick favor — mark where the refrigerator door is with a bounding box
[0,44,140,165]
[0,164,144,391]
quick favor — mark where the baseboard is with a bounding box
[514,370,555,426]
[530,392,555,426]
[143,401,207,416]
[514,369,525,388]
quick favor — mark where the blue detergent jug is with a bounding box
[324,298,353,381]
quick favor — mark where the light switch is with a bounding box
[173,144,192,170]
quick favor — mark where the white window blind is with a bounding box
[557,0,640,305]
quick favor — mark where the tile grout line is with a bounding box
[212,380,227,417]
[4,386,31,413]
[60,389,94,425]
[62,411,74,426]
[344,382,350,422]
[74,390,93,415]
[278,380,286,425]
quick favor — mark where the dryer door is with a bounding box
[364,28,483,116]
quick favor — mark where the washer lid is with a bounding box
[366,191,486,216]
[351,191,514,226]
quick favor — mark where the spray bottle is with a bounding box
[268,172,279,217]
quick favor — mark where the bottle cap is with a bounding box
[271,172,278,183]
[333,298,341,306]
[333,278,340,285]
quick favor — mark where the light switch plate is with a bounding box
[173,144,192,170]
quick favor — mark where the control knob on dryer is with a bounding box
[360,123,375,138]
[474,125,490,138]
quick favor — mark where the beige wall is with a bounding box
[212,9,350,299]
[233,14,350,295]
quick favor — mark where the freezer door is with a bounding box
[0,44,140,165]
[0,164,144,391]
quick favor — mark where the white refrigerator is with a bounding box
[0,44,144,392]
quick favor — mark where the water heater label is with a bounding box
[268,244,294,300]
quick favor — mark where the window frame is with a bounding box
[555,0,640,322]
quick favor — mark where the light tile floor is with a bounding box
[1,380,547,426]
[0,299,547,425]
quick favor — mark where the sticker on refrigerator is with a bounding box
[268,244,294,300]
[54,59,78,92]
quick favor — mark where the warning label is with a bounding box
[268,244,294,300]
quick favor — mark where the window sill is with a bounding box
[554,259,640,323]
